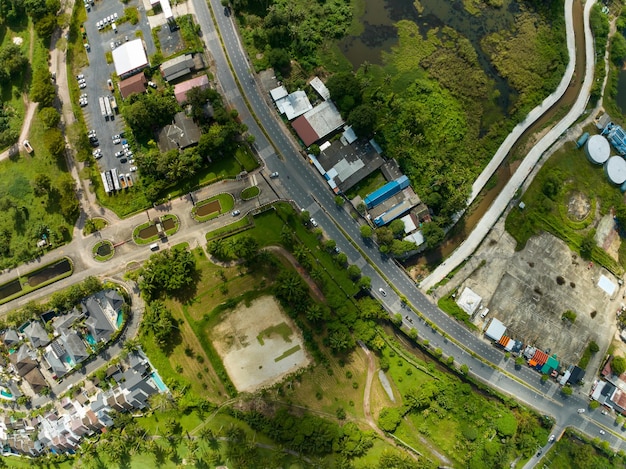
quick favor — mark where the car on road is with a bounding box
[22,140,33,153]
[231,210,240,217]
[599,430,606,435]
[536,450,542,457]
[114,150,124,157]
[270,171,279,178]
[602,410,609,415]
[548,435,555,443]
[112,138,121,145]
[110,42,116,50]
[577,408,585,414]
[309,217,318,227]
[379,288,387,297]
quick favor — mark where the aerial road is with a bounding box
[191,0,626,450]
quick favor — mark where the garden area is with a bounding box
[542,429,625,468]
[192,193,234,222]
[240,185,259,200]
[505,139,626,275]
[92,240,114,262]
[132,214,179,244]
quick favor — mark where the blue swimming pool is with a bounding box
[85,334,97,346]
[151,372,167,392]
[116,312,124,328]
[1,390,12,399]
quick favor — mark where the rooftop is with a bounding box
[275,90,312,121]
[157,111,202,152]
[112,39,148,78]
[173,75,209,104]
[292,101,344,146]
[119,73,147,99]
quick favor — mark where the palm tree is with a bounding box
[123,338,140,354]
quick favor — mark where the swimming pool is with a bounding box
[85,334,97,346]
[116,312,124,328]
[0,389,12,399]
[151,372,167,392]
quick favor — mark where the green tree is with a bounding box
[580,230,596,260]
[267,48,291,74]
[139,247,197,300]
[375,227,394,247]
[39,107,60,129]
[334,195,345,206]
[347,264,361,280]
[422,222,445,248]
[347,104,377,136]
[32,174,51,197]
[30,69,55,106]
[611,32,626,66]
[357,276,371,291]
[142,300,176,349]
[561,385,573,396]
[326,72,361,115]
[389,219,405,238]
[0,43,27,83]
[44,128,65,159]
[360,225,373,239]
[612,356,626,376]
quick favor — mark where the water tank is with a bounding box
[604,156,626,185]
[585,134,610,165]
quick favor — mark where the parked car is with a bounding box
[120,158,127,164]
[309,217,318,227]
[600,430,606,435]
[129,165,137,172]
[232,210,240,217]
[148,81,157,89]
[270,171,279,178]
[114,150,124,157]
[79,82,87,89]
[108,79,114,91]
[22,140,33,153]
[76,74,84,80]
[87,129,96,137]
[601,410,609,415]
[124,150,133,157]
[112,138,121,145]
[84,43,90,52]
[122,143,130,150]
[110,42,116,50]
[577,409,585,414]
[111,134,121,140]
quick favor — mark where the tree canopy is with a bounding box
[139,247,197,300]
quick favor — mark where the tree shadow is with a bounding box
[173,266,202,304]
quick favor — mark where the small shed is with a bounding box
[598,275,617,297]
[484,318,506,342]
[456,287,482,316]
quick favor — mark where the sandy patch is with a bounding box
[566,191,591,221]
[211,296,310,392]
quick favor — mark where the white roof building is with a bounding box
[484,318,506,341]
[112,39,148,78]
[309,76,330,100]
[598,274,617,296]
[274,90,312,121]
[456,287,482,316]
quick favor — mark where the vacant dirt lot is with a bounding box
[439,219,620,368]
[211,296,310,392]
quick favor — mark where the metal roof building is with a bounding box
[173,75,209,104]
[274,90,312,121]
[309,76,330,100]
[160,54,195,82]
[364,175,410,209]
[292,101,344,146]
[585,134,610,164]
[112,39,148,79]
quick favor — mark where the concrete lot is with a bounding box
[81,0,156,174]
[439,218,619,368]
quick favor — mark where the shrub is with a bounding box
[378,408,401,432]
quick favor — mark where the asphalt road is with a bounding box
[192,0,626,453]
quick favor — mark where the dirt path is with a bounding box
[264,245,325,303]
[0,25,38,161]
[359,341,379,432]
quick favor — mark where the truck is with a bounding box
[109,96,118,113]
[119,173,127,189]
[99,96,106,117]
[110,168,121,191]
[107,78,114,91]
[103,96,112,117]
[126,173,133,187]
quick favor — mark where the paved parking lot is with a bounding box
[81,0,156,175]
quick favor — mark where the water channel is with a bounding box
[341,0,587,269]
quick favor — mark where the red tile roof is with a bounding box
[292,115,319,147]
[532,350,548,366]
[119,74,147,99]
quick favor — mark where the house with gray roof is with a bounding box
[60,331,88,366]
[43,347,68,380]
[81,289,124,343]
[23,321,50,348]
[2,329,20,346]
[10,344,38,377]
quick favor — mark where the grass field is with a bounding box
[344,169,386,201]
[241,185,260,200]
[543,429,624,468]
[192,193,234,221]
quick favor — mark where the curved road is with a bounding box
[193,0,626,452]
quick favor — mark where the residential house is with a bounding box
[157,111,202,152]
[2,329,19,346]
[81,289,124,343]
[22,321,50,348]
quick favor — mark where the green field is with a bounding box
[544,429,625,468]
[505,139,625,275]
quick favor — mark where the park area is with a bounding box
[211,296,310,392]
[192,193,234,221]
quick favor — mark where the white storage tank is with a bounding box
[585,134,610,164]
[604,156,626,185]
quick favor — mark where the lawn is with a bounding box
[505,138,625,275]
[241,185,260,200]
[344,169,386,201]
[192,193,235,222]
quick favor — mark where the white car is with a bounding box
[79,83,87,89]
[112,138,121,145]
[378,288,387,297]
[548,435,555,443]
[93,152,103,159]
[232,210,240,217]
[129,165,137,172]
[114,150,124,157]
[127,158,134,164]
[122,143,130,150]
[112,134,121,140]
[113,12,118,19]
[79,99,88,107]
[577,408,585,414]
[92,149,101,156]
[600,430,606,435]
[601,410,609,415]
[309,218,318,227]
[124,150,133,157]
[76,74,84,80]
[148,81,157,89]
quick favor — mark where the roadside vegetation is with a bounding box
[544,428,626,468]
[599,5,626,124]
[505,140,626,275]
